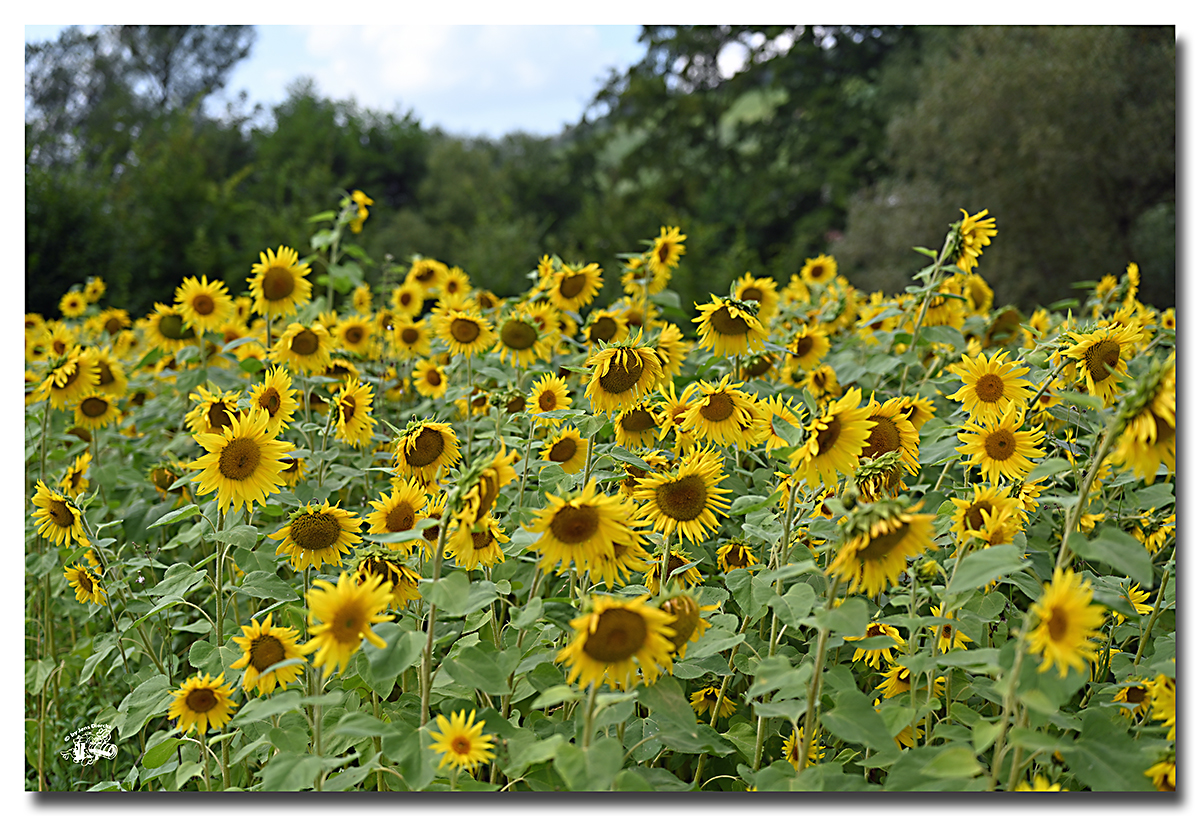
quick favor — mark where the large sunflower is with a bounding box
[248,367,299,436]
[494,309,552,367]
[248,246,313,318]
[37,347,99,410]
[791,387,874,489]
[946,350,1033,424]
[167,673,238,734]
[393,420,461,484]
[270,501,362,571]
[1026,568,1107,678]
[270,322,334,375]
[1111,359,1175,484]
[435,309,496,357]
[188,410,293,513]
[956,406,1045,483]
[365,479,427,553]
[306,571,394,678]
[548,262,604,312]
[333,379,377,449]
[175,275,235,334]
[633,446,731,544]
[32,480,88,547]
[1060,321,1142,407]
[541,426,589,474]
[229,612,310,695]
[682,376,762,448]
[556,594,677,690]
[64,564,106,606]
[693,295,768,358]
[526,481,638,574]
[584,340,664,414]
[529,373,572,425]
[827,504,938,597]
[430,709,496,774]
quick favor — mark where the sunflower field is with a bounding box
[25,194,1176,792]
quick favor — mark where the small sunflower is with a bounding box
[956,406,1045,483]
[689,685,736,719]
[248,367,299,436]
[645,548,704,595]
[790,387,874,489]
[783,727,825,770]
[876,663,944,700]
[355,555,423,609]
[167,673,238,734]
[352,283,373,314]
[732,272,780,325]
[83,276,106,303]
[682,376,762,448]
[429,709,496,774]
[556,594,677,690]
[548,262,604,312]
[800,254,837,286]
[306,571,394,678]
[60,290,88,318]
[446,512,509,571]
[391,317,432,359]
[406,257,449,294]
[928,603,972,653]
[73,391,122,430]
[651,321,689,383]
[37,347,99,410]
[456,446,519,528]
[175,275,235,334]
[391,281,427,318]
[333,317,373,356]
[950,484,1023,548]
[279,455,306,487]
[541,426,589,474]
[802,363,842,402]
[333,379,377,449]
[229,612,309,695]
[648,226,686,277]
[827,504,937,597]
[59,451,92,498]
[1026,568,1107,678]
[659,591,714,657]
[584,339,664,414]
[526,481,638,574]
[946,350,1034,424]
[693,295,768,358]
[1013,775,1064,793]
[435,309,496,357]
[529,373,573,425]
[412,359,448,400]
[365,479,427,553]
[716,541,759,572]
[82,346,127,398]
[954,209,997,272]
[633,446,731,545]
[393,420,461,484]
[270,501,362,571]
[787,324,831,370]
[248,246,313,318]
[32,481,88,547]
[64,564,106,605]
[494,309,552,367]
[1144,759,1174,792]
[583,308,630,348]
[758,395,803,453]
[614,401,663,449]
[188,410,293,514]
[270,322,334,375]
[587,537,654,589]
[844,620,905,669]
[185,384,242,437]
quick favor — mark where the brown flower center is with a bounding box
[984,429,1016,461]
[815,416,843,456]
[792,335,814,358]
[863,415,900,459]
[424,368,442,387]
[186,688,217,713]
[290,511,342,551]
[858,523,910,562]
[700,393,735,423]
[217,437,262,480]
[741,286,763,302]
[621,408,657,434]
[207,402,234,432]
[192,294,215,316]
[344,326,365,345]
[249,634,285,671]
[80,397,109,418]
[97,361,115,387]
[974,373,1005,403]
[656,474,707,521]
[589,317,618,343]
[450,318,481,345]
[48,499,74,527]
[549,437,577,463]
[709,306,749,336]
[558,273,588,300]
[506,395,526,413]
[290,329,319,356]
[385,501,416,532]
[500,319,537,350]
[1083,339,1121,383]
[538,390,560,411]
[965,500,993,531]
[262,266,296,301]
[598,353,645,395]
[1047,605,1068,641]
[260,389,281,416]
[340,395,357,424]
[406,427,446,468]
[582,607,647,662]
[661,595,699,650]
[400,327,420,345]
[549,504,598,544]
[158,313,195,341]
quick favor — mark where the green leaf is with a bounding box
[1060,709,1156,791]
[147,504,200,529]
[811,595,869,637]
[822,680,900,763]
[511,598,544,629]
[530,685,581,709]
[638,676,735,756]
[328,712,390,739]
[922,745,983,778]
[215,524,258,550]
[258,751,322,791]
[442,643,518,696]
[1026,456,1073,483]
[366,627,423,696]
[146,562,207,598]
[502,732,564,777]
[728,494,771,516]
[1134,482,1175,511]
[552,737,624,791]
[381,724,436,791]
[116,674,172,739]
[683,626,744,661]
[231,690,303,724]
[236,571,300,602]
[142,738,185,770]
[766,582,817,628]
[945,544,1028,595]
[884,746,988,791]
[725,569,774,623]
[421,570,471,616]
[1071,527,1153,587]
[1057,390,1105,412]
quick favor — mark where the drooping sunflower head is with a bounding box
[354,552,423,609]
[614,401,663,450]
[732,272,780,325]
[406,257,449,294]
[394,420,461,483]
[446,512,510,572]
[953,209,998,272]
[64,564,106,606]
[790,387,874,489]
[167,672,239,734]
[248,246,313,318]
[648,226,686,276]
[248,367,299,435]
[556,594,677,690]
[787,324,831,371]
[716,541,759,573]
[1061,321,1142,406]
[828,500,938,597]
[693,295,768,358]
[658,590,715,657]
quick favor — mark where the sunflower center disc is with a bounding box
[582,607,647,662]
[49,499,73,527]
[538,391,559,411]
[965,500,992,530]
[399,291,414,307]
[1047,606,1068,641]
[815,416,843,456]
[549,504,599,544]
[186,688,217,713]
[97,362,115,386]
[506,395,526,413]
[709,306,749,336]
[291,329,319,356]
[425,369,442,387]
[386,502,416,532]
[858,523,909,562]
[218,437,263,481]
[407,428,446,468]
[549,437,577,463]
[558,273,588,299]
[500,319,537,350]
[192,294,215,316]
[77,572,94,593]
[656,474,707,521]
[450,318,481,345]
[745,356,773,377]
[792,335,814,357]
[1084,339,1121,382]
[700,392,736,423]
[291,512,342,550]
[340,396,356,424]
[249,635,285,671]
[400,327,419,345]
[333,609,362,643]
[159,314,195,341]
[105,318,123,335]
[598,354,644,395]
[864,416,901,458]
[345,326,364,344]
[262,266,296,301]
[451,736,472,754]
[208,402,234,431]
[590,317,618,342]
[984,428,1016,461]
[724,545,750,568]
[974,373,1005,403]
[1153,414,1174,443]
[741,286,763,302]
[80,397,109,418]
[621,408,656,433]
[1127,687,1146,704]
[262,390,281,415]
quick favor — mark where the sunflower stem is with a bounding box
[580,681,600,750]
[694,618,750,786]
[199,731,212,791]
[516,419,537,516]
[1055,412,1123,571]
[985,610,1034,791]
[800,576,841,772]
[465,354,474,464]
[38,402,51,483]
[1026,357,1071,414]
[1133,551,1173,667]
[896,230,956,391]
[420,504,452,728]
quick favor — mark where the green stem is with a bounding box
[985,611,1034,791]
[1055,414,1123,570]
[800,577,841,771]
[1133,550,1173,667]
[420,505,452,727]
[580,682,600,750]
[515,420,537,516]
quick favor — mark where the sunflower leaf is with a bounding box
[147,504,200,529]
[945,544,1028,596]
[441,643,517,695]
[421,571,471,616]
[553,737,625,791]
[1060,708,1157,791]
[1071,527,1153,587]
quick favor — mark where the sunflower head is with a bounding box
[556,594,677,690]
[248,246,313,318]
[430,708,496,774]
[167,673,239,734]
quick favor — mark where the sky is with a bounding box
[23,23,649,139]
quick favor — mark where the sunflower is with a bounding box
[529,373,572,425]
[656,381,696,454]
[1013,775,1064,793]
[406,257,449,294]
[175,275,235,334]
[364,478,427,554]
[72,391,122,430]
[541,426,589,474]
[333,380,377,449]
[614,402,663,449]
[587,536,654,589]
[732,273,780,326]
[44,322,78,358]
[270,322,334,375]
[1144,759,1174,792]
[526,481,638,574]
[229,612,310,696]
[758,395,803,453]
[633,446,731,545]
[435,309,496,358]
[659,591,714,657]
[60,290,88,318]
[352,283,373,314]
[270,501,362,571]
[801,364,842,402]
[494,309,552,367]
[693,295,768,358]
[682,376,762,448]
[247,367,299,436]
[651,322,688,383]
[956,406,1045,483]
[189,409,293,514]
[946,350,1033,424]
[306,571,394,678]
[954,209,998,272]
[716,541,759,572]
[411,359,448,400]
[548,262,604,312]
[184,384,241,437]
[964,506,1023,555]
[648,226,686,277]
[827,504,937,597]
[1147,673,1175,739]
[644,548,704,595]
[32,481,88,547]
[949,484,1023,548]
[845,620,905,669]
[59,451,92,498]
[248,246,313,318]
[617,451,670,500]
[279,455,307,487]
[1026,568,1107,678]
[876,663,944,700]
[167,673,238,734]
[790,387,874,489]
[787,324,830,370]
[620,255,670,298]
[37,347,99,410]
[332,317,373,356]
[800,254,837,286]
[391,317,432,360]
[584,339,664,414]
[783,727,825,770]
[556,594,677,690]
[388,282,424,319]
[446,513,509,571]
[1060,321,1142,406]
[928,603,972,653]
[64,564,106,605]
[858,396,920,483]
[430,709,496,774]
[354,555,423,609]
[689,685,737,719]
[394,420,461,483]
[457,447,520,529]
[83,276,106,303]
[1111,360,1175,484]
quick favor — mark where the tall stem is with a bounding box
[580,682,600,750]
[420,505,452,727]
[800,577,841,771]
[1055,414,1123,570]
